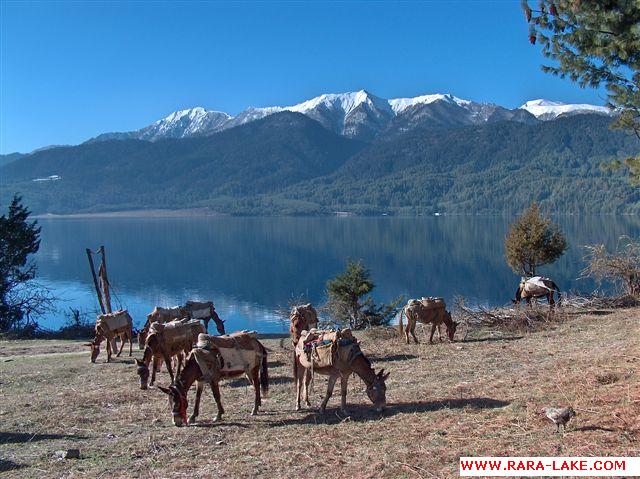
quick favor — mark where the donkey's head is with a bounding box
[137,328,148,350]
[85,335,103,363]
[445,312,459,341]
[158,385,188,427]
[211,307,226,335]
[366,369,390,413]
[135,358,150,389]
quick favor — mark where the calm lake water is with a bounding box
[35,216,640,333]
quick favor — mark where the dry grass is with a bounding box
[1,308,639,478]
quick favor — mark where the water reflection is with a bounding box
[35,216,640,331]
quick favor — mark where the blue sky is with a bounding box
[1,1,608,154]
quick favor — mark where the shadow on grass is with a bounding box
[462,336,523,343]
[369,354,419,362]
[226,375,294,388]
[0,431,86,444]
[575,425,616,433]
[268,397,510,426]
[190,421,250,429]
[0,459,27,472]
[267,360,285,368]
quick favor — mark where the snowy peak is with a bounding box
[388,93,468,114]
[519,99,611,120]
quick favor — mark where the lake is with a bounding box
[35,216,640,333]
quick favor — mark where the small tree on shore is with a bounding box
[0,194,53,332]
[582,237,640,296]
[325,260,401,329]
[504,203,568,276]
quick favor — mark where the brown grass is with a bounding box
[1,308,639,478]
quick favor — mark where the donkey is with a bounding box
[184,300,226,335]
[87,310,134,363]
[135,319,204,389]
[294,329,389,414]
[513,276,561,306]
[137,306,187,349]
[398,301,459,345]
[158,332,268,426]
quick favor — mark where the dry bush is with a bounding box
[454,296,565,334]
[581,237,640,297]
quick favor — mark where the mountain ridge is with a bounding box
[85,90,614,145]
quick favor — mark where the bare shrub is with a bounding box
[581,237,640,296]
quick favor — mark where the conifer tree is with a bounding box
[505,203,568,276]
[523,0,640,182]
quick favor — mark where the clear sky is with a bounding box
[0,1,609,154]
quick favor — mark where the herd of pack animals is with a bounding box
[85,276,562,426]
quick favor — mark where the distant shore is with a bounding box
[33,208,226,219]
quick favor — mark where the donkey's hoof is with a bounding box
[188,416,197,425]
[295,405,301,411]
[251,408,258,416]
[213,414,223,422]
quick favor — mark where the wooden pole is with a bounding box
[86,248,106,314]
[98,246,112,313]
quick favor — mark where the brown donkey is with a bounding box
[135,319,204,389]
[137,306,187,350]
[398,299,459,344]
[158,331,268,426]
[87,310,133,363]
[294,329,389,414]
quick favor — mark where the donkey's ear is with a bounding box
[157,386,171,395]
[377,368,385,378]
[382,371,390,381]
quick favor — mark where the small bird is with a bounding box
[544,406,577,433]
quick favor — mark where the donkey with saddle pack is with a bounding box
[159,331,268,426]
[294,328,389,414]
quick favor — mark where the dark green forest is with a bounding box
[1,112,638,215]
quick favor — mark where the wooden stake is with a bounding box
[98,246,112,313]
[86,248,106,314]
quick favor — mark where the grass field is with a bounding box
[1,308,638,478]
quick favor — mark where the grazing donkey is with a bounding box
[138,306,188,349]
[87,310,134,363]
[399,298,459,344]
[135,319,204,389]
[513,276,561,306]
[184,300,226,335]
[294,329,389,414]
[159,331,268,426]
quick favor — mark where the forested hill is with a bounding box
[1,112,638,215]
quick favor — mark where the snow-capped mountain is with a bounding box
[89,92,611,144]
[519,99,611,120]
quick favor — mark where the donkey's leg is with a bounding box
[303,369,312,407]
[339,373,350,414]
[128,331,133,357]
[437,324,444,342]
[320,374,339,414]
[410,320,419,344]
[251,366,261,415]
[429,324,437,343]
[188,381,205,425]
[116,334,126,357]
[295,361,305,411]
[150,356,158,386]
[210,380,225,421]
[204,318,210,333]
[164,353,175,383]
[176,352,184,377]
[106,338,112,363]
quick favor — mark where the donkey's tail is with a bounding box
[552,281,562,303]
[398,307,404,334]
[259,342,269,397]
